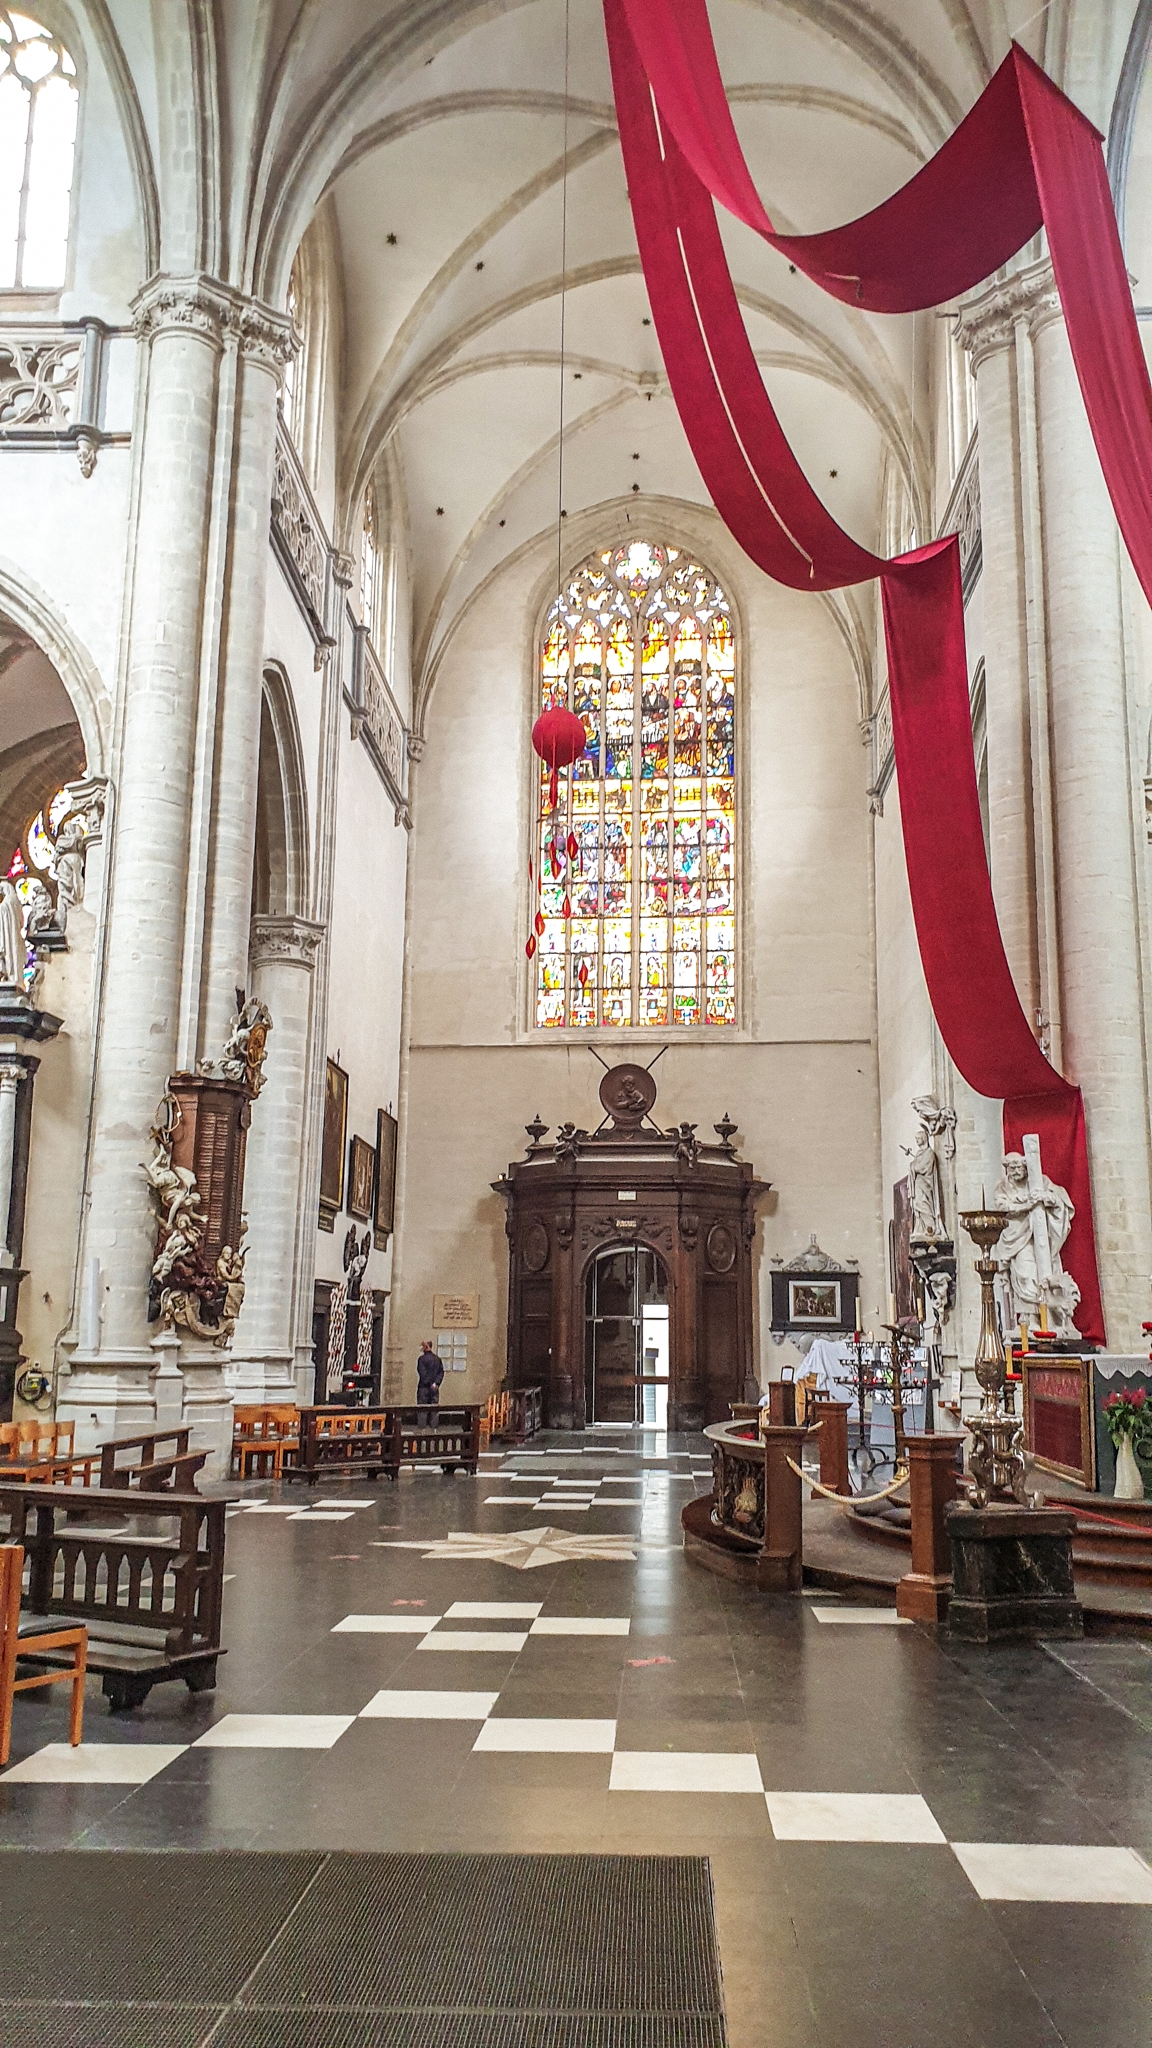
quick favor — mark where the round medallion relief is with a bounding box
[705,1222,737,1273]
[521,1219,550,1272]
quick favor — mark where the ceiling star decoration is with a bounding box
[372,1525,639,1569]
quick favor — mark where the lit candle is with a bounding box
[854,1297,861,1334]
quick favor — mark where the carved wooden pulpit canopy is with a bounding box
[494,1065,770,1431]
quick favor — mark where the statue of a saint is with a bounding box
[904,1122,944,1241]
[0,878,26,989]
[52,814,86,912]
[24,878,59,939]
[992,1143,1081,1337]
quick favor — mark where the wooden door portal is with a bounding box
[495,1064,769,1432]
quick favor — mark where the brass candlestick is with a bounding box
[958,1207,1033,1508]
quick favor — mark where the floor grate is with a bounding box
[1,1852,725,2048]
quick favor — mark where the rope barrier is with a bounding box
[785,1456,910,1507]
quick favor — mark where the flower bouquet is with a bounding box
[1102,1386,1152,1500]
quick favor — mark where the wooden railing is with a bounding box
[0,1483,227,1710]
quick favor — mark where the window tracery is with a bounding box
[535,540,736,1030]
[0,11,78,291]
[360,484,381,649]
[280,256,302,437]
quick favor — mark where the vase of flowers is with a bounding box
[1103,1386,1150,1500]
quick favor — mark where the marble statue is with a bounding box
[0,878,26,988]
[24,878,59,939]
[903,1120,945,1241]
[200,996,273,1095]
[992,1140,1081,1337]
[52,814,86,912]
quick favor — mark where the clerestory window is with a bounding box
[0,10,78,291]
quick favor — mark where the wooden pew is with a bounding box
[0,1420,94,1484]
[0,1543,87,1765]
[289,1405,481,1484]
[0,1483,227,1712]
[99,1428,208,1494]
[231,1404,299,1479]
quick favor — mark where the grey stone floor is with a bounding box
[3,1430,1151,2047]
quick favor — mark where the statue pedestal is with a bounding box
[896,1433,961,1623]
[945,1501,1082,1641]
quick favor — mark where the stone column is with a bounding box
[60,279,230,1448]
[227,913,323,1401]
[1030,293,1152,1346]
[956,266,1046,1029]
[199,311,294,1058]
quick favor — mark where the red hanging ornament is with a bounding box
[567,831,579,864]
[578,960,590,988]
[525,935,537,958]
[562,894,572,918]
[534,910,546,936]
[532,707,588,809]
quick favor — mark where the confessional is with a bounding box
[494,1065,769,1431]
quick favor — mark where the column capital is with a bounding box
[249,915,325,970]
[955,257,1061,368]
[132,275,296,372]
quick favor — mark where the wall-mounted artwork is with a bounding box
[787,1279,841,1325]
[348,1134,375,1221]
[374,1107,397,1249]
[319,1059,348,1231]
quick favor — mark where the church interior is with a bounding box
[2,0,1152,2041]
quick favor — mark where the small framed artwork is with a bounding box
[347,1134,375,1221]
[374,1108,397,1249]
[788,1279,841,1325]
[319,1059,348,1231]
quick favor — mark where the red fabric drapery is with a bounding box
[603,0,1131,1341]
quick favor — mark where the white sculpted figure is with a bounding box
[993,1138,1081,1338]
[0,878,26,988]
[52,814,86,912]
[23,878,59,939]
[903,1121,945,1240]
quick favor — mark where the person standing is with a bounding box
[417,1340,445,1410]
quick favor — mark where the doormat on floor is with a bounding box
[0,1850,726,2048]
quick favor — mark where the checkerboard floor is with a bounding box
[3,1427,1151,2048]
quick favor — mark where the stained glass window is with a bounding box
[534,541,736,1029]
[0,12,78,291]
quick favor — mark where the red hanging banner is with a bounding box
[603,0,1122,1341]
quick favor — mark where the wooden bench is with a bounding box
[99,1428,208,1494]
[231,1404,299,1480]
[0,1419,96,1484]
[0,1543,87,1765]
[0,1483,227,1712]
[289,1405,481,1484]
[486,1386,543,1445]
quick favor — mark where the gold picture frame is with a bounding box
[347,1134,375,1222]
[319,1058,348,1231]
[374,1108,397,1249]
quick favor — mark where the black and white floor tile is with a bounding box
[2,1427,1151,2047]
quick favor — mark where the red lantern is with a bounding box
[532,707,587,809]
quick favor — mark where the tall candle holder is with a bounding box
[958,1206,1034,1508]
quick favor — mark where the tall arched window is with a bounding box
[280,255,303,437]
[535,540,736,1030]
[360,484,381,647]
[0,11,78,291]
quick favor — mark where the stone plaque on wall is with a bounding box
[433,1293,479,1329]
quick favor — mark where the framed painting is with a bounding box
[374,1107,398,1249]
[787,1279,841,1325]
[319,1058,348,1231]
[347,1134,375,1222]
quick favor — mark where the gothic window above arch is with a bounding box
[360,483,381,649]
[0,11,79,291]
[280,254,303,437]
[534,539,736,1030]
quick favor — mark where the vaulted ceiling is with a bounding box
[91,0,1140,690]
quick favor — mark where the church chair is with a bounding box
[0,1543,88,1767]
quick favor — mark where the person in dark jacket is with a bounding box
[417,1340,445,1410]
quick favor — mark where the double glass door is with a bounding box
[585,1244,670,1426]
